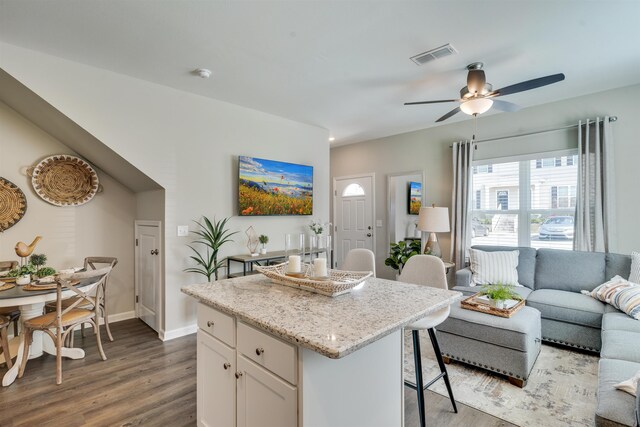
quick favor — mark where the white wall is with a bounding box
[331,83,640,279]
[0,43,330,336]
[0,100,136,316]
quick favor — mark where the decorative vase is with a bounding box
[489,298,507,309]
[260,245,267,255]
[16,274,31,285]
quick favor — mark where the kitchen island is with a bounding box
[182,274,461,427]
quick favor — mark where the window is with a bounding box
[471,151,578,250]
[342,183,365,197]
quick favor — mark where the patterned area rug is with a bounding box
[404,330,599,427]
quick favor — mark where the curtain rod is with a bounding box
[451,116,618,146]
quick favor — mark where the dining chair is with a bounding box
[341,248,376,277]
[0,315,13,370]
[19,267,112,384]
[399,255,457,427]
[0,261,20,337]
[45,257,118,342]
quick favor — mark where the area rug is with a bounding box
[403,330,599,427]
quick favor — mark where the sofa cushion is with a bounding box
[602,311,640,333]
[471,245,537,289]
[606,252,632,282]
[601,330,640,363]
[535,248,605,292]
[469,248,520,286]
[526,289,606,328]
[596,358,640,427]
[438,303,540,353]
[453,285,532,300]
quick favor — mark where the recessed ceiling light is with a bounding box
[193,68,212,79]
[328,137,335,142]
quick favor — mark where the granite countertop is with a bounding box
[182,274,462,359]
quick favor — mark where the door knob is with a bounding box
[367,233,372,237]
[150,249,159,255]
[368,226,372,230]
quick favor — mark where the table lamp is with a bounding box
[417,205,450,258]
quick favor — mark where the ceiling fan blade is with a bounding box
[436,107,461,122]
[491,99,522,112]
[491,73,565,97]
[467,69,486,95]
[404,99,459,106]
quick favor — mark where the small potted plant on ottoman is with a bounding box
[480,283,522,309]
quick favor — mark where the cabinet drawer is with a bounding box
[237,322,297,385]
[198,303,235,347]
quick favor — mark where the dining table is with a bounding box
[0,274,103,386]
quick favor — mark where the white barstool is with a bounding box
[399,255,457,427]
[342,248,376,277]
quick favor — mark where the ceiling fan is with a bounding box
[404,62,565,122]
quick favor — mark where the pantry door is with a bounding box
[333,174,375,269]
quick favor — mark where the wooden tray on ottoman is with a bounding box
[460,292,525,318]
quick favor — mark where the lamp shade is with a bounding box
[460,98,493,116]
[417,206,450,232]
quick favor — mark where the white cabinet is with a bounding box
[237,355,297,427]
[197,305,297,427]
[197,330,236,427]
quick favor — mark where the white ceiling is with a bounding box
[1,0,639,145]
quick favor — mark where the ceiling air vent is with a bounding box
[410,44,457,66]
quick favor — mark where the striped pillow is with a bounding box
[469,249,520,287]
[629,251,640,284]
[612,282,640,320]
[581,275,631,303]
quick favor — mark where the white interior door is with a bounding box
[334,175,374,268]
[135,221,161,331]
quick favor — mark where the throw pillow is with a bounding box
[630,251,640,284]
[615,370,640,397]
[469,249,520,287]
[611,282,640,320]
[581,275,631,303]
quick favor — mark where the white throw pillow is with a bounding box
[469,249,520,287]
[629,251,640,284]
[615,370,640,397]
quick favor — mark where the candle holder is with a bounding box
[285,233,305,273]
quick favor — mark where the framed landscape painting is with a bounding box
[408,181,422,215]
[238,156,313,216]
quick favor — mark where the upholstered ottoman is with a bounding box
[436,302,542,387]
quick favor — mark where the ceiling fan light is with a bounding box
[460,98,493,115]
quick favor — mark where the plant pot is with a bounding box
[489,298,507,309]
[260,248,267,255]
[16,274,31,285]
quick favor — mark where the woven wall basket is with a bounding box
[0,177,27,232]
[31,155,100,207]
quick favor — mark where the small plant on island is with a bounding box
[384,240,422,274]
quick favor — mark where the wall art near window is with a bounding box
[30,155,100,206]
[0,176,27,231]
[408,181,422,215]
[239,156,313,216]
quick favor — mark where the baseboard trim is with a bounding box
[160,324,197,341]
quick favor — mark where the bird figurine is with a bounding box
[15,236,43,261]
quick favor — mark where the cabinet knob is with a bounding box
[207,321,214,327]
[223,363,231,370]
[255,347,265,356]
[235,371,243,379]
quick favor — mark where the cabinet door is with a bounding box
[197,330,236,427]
[237,355,297,427]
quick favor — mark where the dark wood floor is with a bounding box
[0,319,512,427]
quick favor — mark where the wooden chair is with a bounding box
[0,315,13,370]
[19,268,111,384]
[0,261,20,337]
[45,257,118,342]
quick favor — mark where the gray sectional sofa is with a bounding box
[454,245,640,427]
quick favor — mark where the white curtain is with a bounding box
[574,117,616,252]
[450,140,474,268]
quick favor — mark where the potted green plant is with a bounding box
[384,240,422,276]
[30,253,47,272]
[184,216,238,282]
[480,283,522,309]
[258,235,269,255]
[10,263,36,285]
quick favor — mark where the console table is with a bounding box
[226,249,332,278]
